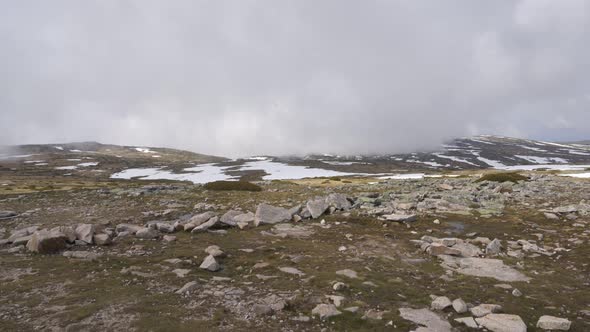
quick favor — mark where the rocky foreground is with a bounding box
[0,173,589,331]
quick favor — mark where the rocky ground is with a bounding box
[0,173,589,331]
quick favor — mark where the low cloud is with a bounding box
[1,1,589,157]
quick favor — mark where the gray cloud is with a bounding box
[1,0,589,157]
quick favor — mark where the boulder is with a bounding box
[398,308,452,332]
[175,281,198,294]
[326,193,351,211]
[26,230,68,254]
[156,222,175,233]
[93,233,111,246]
[205,245,225,257]
[50,226,76,243]
[470,304,503,317]
[427,243,462,256]
[234,212,254,224]
[0,211,18,219]
[452,298,468,314]
[486,238,503,256]
[199,255,220,272]
[75,224,95,244]
[536,315,571,331]
[115,223,144,235]
[475,314,526,332]
[191,216,219,233]
[220,210,242,226]
[184,212,216,231]
[384,214,417,222]
[311,304,341,319]
[455,317,479,328]
[135,228,159,239]
[452,242,483,257]
[254,204,293,226]
[306,197,329,219]
[431,296,452,311]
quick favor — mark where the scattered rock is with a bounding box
[470,303,503,317]
[398,308,451,332]
[440,256,531,282]
[254,204,294,226]
[135,228,159,239]
[336,269,358,279]
[306,197,330,219]
[475,314,526,332]
[431,296,452,311]
[93,233,111,246]
[175,281,198,294]
[311,304,341,319]
[75,224,95,244]
[455,317,479,328]
[279,267,305,276]
[384,213,417,222]
[537,315,571,331]
[26,230,67,254]
[62,251,101,260]
[486,238,503,256]
[452,298,468,314]
[205,245,225,257]
[199,255,220,272]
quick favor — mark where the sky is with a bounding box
[1,0,589,157]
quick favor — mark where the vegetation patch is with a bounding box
[475,172,528,183]
[203,180,262,192]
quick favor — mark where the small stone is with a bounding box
[363,309,387,320]
[62,251,101,260]
[279,267,305,276]
[512,288,522,297]
[172,269,191,277]
[332,282,347,291]
[536,315,571,331]
[433,219,440,224]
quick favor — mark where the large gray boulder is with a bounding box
[254,204,293,226]
[306,197,329,219]
[26,230,68,254]
[440,256,530,282]
[325,193,351,211]
[75,224,95,244]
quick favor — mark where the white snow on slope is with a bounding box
[515,155,568,164]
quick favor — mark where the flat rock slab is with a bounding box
[475,314,527,332]
[271,223,314,238]
[279,267,305,276]
[439,256,530,282]
[398,308,451,332]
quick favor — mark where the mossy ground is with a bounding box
[0,175,589,331]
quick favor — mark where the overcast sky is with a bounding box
[1,1,589,157]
